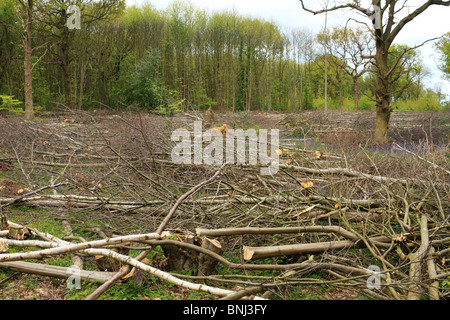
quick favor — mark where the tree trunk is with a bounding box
[63,59,72,109]
[161,236,222,276]
[353,77,359,111]
[375,104,390,142]
[23,0,33,120]
[374,37,391,143]
[61,29,73,109]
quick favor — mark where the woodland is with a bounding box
[0,0,449,302]
[1,0,449,117]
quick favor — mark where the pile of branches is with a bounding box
[0,111,449,300]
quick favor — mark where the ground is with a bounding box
[0,109,448,300]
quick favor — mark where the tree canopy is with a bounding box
[0,0,448,116]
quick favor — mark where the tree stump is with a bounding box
[198,237,223,276]
[161,235,223,276]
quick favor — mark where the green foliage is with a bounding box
[358,94,376,110]
[395,90,444,111]
[0,95,24,116]
[388,44,425,101]
[113,50,172,110]
[154,100,182,116]
[435,32,450,79]
[0,0,446,114]
[302,84,314,110]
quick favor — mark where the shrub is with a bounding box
[395,90,443,111]
[112,49,175,111]
[0,95,24,116]
[358,95,375,110]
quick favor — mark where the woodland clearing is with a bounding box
[0,109,448,300]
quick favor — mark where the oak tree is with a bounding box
[299,0,450,142]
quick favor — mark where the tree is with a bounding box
[318,27,373,111]
[14,0,35,119]
[299,0,450,142]
[387,44,427,101]
[36,0,125,109]
[0,0,21,96]
[435,32,450,80]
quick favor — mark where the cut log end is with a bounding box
[243,247,255,261]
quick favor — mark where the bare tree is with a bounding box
[318,26,373,111]
[299,0,450,142]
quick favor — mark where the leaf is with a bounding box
[276,149,283,155]
[315,151,323,160]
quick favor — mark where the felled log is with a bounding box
[407,215,430,300]
[196,226,359,241]
[243,238,392,261]
[0,261,114,283]
[243,240,358,261]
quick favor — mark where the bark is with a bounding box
[407,214,429,300]
[0,232,160,262]
[219,286,264,300]
[83,247,247,298]
[196,226,359,241]
[197,237,223,276]
[426,247,440,300]
[161,236,198,274]
[0,261,114,283]
[23,0,33,120]
[374,94,391,143]
[243,238,391,261]
[373,35,391,143]
[300,0,450,142]
[243,240,352,261]
[161,236,223,276]
[353,77,359,111]
[60,27,73,109]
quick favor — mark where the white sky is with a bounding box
[125,0,450,97]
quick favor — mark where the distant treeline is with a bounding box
[0,0,448,114]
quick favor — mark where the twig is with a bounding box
[86,163,226,300]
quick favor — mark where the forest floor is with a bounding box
[0,109,448,300]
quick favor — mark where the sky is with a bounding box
[125,0,450,97]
